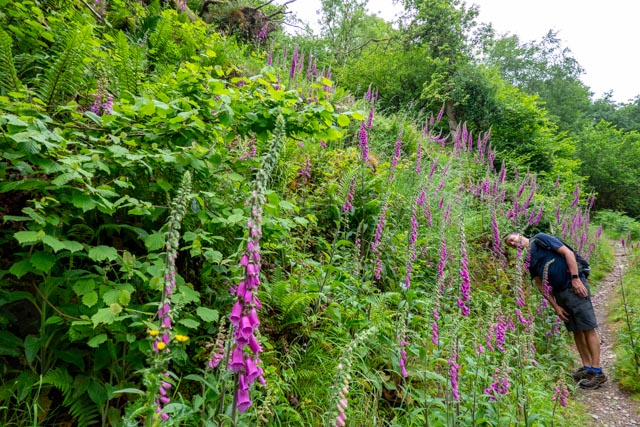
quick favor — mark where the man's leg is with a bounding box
[573,330,593,367]
[583,329,601,368]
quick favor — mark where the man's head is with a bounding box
[504,231,528,249]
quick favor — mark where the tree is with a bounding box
[577,122,640,217]
[484,31,591,133]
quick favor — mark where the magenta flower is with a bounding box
[552,383,569,407]
[342,178,356,213]
[449,346,460,400]
[437,237,447,280]
[431,321,439,346]
[358,124,370,165]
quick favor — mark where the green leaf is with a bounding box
[88,245,118,262]
[61,240,84,253]
[0,331,23,357]
[45,316,63,326]
[350,111,365,121]
[87,334,108,348]
[41,234,65,252]
[30,251,56,273]
[14,230,40,244]
[73,278,95,296]
[337,114,351,127]
[176,285,200,304]
[92,308,116,327]
[118,290,131,306]
[24,335,42,364]
[9,259,33,278]
[85,111,103,125]
[203,249,223,264]
[145,232,165,252]
[178,318,200,329]
[52,171,80,186]
[82,291,98,307]
[112,388,145,396]
[196,307,218,322]
[71,192,97,212]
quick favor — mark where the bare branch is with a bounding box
[345,37,392,55]
[266,0,296,19]
[255,0,280,11]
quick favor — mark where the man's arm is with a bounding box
[556,245,589,297]
[533,276,569,322]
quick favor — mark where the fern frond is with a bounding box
[110,30,144,98]
[0,29,22,94]
[68,396,100,427]
[36,24,93,108]
[281,292,317,321]
[42,367,74,404]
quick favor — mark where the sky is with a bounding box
[282,0,640,103]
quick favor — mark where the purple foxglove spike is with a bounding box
[162,332,170,344]
[240,254,249,266]
[236,387,252,413]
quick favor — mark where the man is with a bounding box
[504,231,606,389]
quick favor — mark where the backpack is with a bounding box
[531,237,591,278]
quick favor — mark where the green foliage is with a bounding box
[611,245,640,394]
[0,28,21,94]
[0,1,627,426]
[484,31,592,133]
[36,24,94,108]
[593,210,640,240]
[577,122,640,218]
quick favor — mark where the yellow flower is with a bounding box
[156,341,166,350]
[148,329,160,336]
[175,334,189,343]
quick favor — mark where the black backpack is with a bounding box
[531,237,591,278]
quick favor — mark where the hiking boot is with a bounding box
[579,372,607,389]
[571,367,590,381]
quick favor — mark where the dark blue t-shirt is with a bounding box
[528,233,572,292]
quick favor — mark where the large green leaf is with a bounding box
[14,230,40,244]
[88,245,119,262]
[145,232,165,252]
[30,251,56,273]
[196,306,218,322]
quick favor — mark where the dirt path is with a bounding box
[577,242,640,426]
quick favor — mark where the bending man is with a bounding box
[504,231,606,389]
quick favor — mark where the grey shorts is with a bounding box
[554,281,598,332]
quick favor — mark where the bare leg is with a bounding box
[573,330,593,367]
[583,329,601,368]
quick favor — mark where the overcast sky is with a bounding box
[283,0,640,103]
